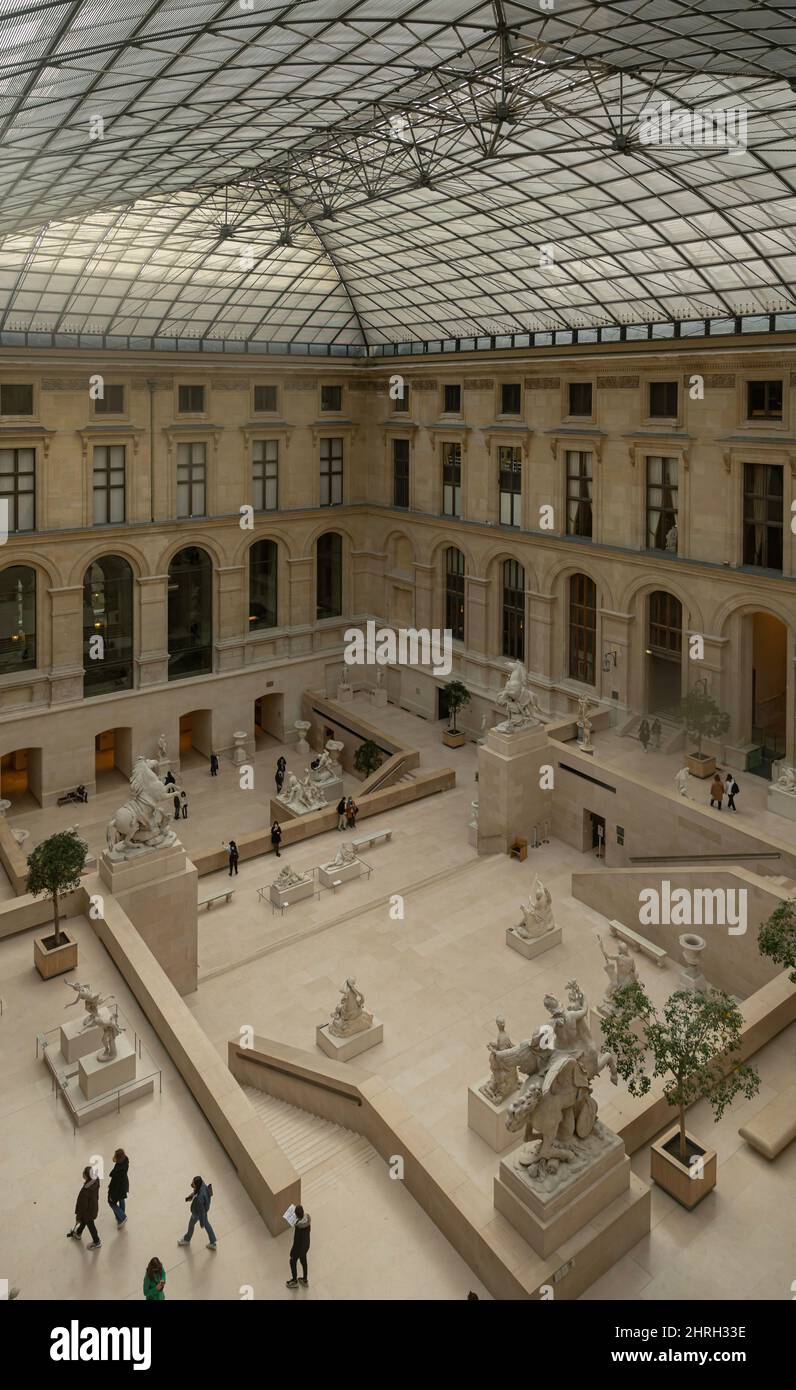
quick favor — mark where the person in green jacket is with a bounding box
[143,1257,166,1301]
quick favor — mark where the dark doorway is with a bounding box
[589,812,606,858]
[437,686,450,722]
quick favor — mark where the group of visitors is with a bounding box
[275,755,286,794]
[336,796,359,830]
[637,719,663,752]
[709,770,741,812]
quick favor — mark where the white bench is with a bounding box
[608,919,667,967]
[199,889,235,911]
[351,827,392,852]
[739,1085,796,1160]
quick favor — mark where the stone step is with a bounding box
[244,1088,376,1200]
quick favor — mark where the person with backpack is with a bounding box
[143,1257,166,1300]
[107,1148,129,1228]
[336,795,347,831]
[178,1175,217,1251]
[725,771,740,812]
[67,1166,101,1249]
[638,718,651,752]
[285,1205,311,1288]
[345,797,358,830]
[225,840,239,876]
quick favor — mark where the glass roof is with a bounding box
[0,0,794,348]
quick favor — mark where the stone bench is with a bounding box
[351,827,392,852]
[608,919,667,967]
[199,889,235,911]
[738,1085,796,1160]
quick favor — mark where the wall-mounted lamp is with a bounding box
[602,650,619,671]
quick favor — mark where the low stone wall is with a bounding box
[0,886,83,940]
[300,689,407,775]
[84,880,300,1234]
[0,817,28,896]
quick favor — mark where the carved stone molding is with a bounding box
[283,376,320,390]
[464,378,495,389]
[525,377,560,389]
[42,377,89,390]
[597,376,639,389]
[682,373,736,388]
[208,377,250,390]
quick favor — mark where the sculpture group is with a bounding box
[279,770,328,813]
[515,876,555,940]
[495,661,546,732]
[328,977,372,1038]
[105,757,181,860]
[65,980,125,1062]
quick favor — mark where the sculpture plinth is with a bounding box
[269,876,314,907]
[316,1019,383,1061]
[318,857,363,888]
[506,924,562,959]
[60,1017,103,1064]
[468,1084,521,1152]
[767,783,796,822]
[79,1036,137,1102]
[477,723,551,855]
[99,842,198,996]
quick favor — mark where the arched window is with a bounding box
[648,590,682,656]
[316,532,342,619]
[647,590,683,714]
[83,556,133,695]
[168,546,212,679]
[0,565,36,674]
[502,559,525,660]
[249,539,278,631]
[445,546,465,642]
[568,573,596,684]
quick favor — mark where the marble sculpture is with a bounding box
[273,864,310,891]
[495,661,546,731]
[596,932,639,1009]
[105,757,181,860]
[329,977,372,1038]
[516,876,555,939]
[479,1016,519,1104]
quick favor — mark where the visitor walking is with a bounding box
[638,719,651,752]
[178,1176,217,1251]
[173,791,181,821]
[709,773,724,810]
[226,840,239,876]
[67,1166,102,1249]
[164,769,176,788]
[336,795,347,831]
[650,718,662,751]
[726,771,740,812]
[210,752,219,777]
[285,1205,311,1288]
[143,1257,166,1301]
[271,821,282,857]
[275,756,286,794]
[345,797,358,830]
[107,1149,129,1228]
[180,789,188,819]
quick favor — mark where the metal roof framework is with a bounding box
[0,0,795,350]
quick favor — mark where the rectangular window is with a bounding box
[94,384,125,414]
[392,381,410,412]
[566,450,593,538]
[320,437,343,505]
[443,383,461,414]
[393,438,409,508]
[0,448,35,531]
[649,381,678,418]
[500,382,522,415]
[442,442,462,516]
[321,384,342,412]
[92,444,125,524]
[498,447,522,526]
[646,456,678,551]
[0,384,34,416]
[747,380,783,420]
[176,442,207,517]
[568,382,592,417]
[178,384,205,413]
[252,439,278,511]
[743,463,783,570]
[254,385,278,413]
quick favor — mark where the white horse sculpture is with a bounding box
[106,757,180,860]
[496,661,545,730]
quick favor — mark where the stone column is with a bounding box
[413,562,435,632]
[599,609,633,709]
[287,556,313,628]
[136,574,169,687]
[215,563,245,672]
[48,585,84,704]
[527,590,555,682]
[465,575,489,655]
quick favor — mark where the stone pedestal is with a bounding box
[494,1121,632,1258]
[294,720,311,754]
[269,876,314,907]
[99,843,198,996]
[310,775,344,808]
[271,794,328,822]
[371,687,388,707]
[506,924,562,959]
[79,1036,137,1102]
[232,731,248,766]
[477,724,552,855]
[337,684,353,703]
[318,858,363,888]
[316,1018,383,1061]
[467,1083,520,1152]
[60,1017,103,1064]
[767,784,796,821]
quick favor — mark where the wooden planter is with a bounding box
[34,929,78,980]
[686,752,716,779]
[442,730,466,749]
[650,1124,717,1209]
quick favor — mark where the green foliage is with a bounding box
[600,982,760,1164]
[27,829,86,946]
[443,679,470,733]
[353,738,383,779]
[678,686,730,756]
[758,897,796,984]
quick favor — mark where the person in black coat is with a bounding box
[226,840,239,876]
[271,821,282,857]
[67,1167,102,1248]
[286,1205,311,1288]
[275,756,286,795]
[108,1149,129,1227]
[180,789,188,820]
[173,792,181,821]
[164,770,176,788]
[210,753,219,777]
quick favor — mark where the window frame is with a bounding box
[319,436,343,506]
[92,443,126,525]
[252,438,278,512]
[0,382,35,418]
[176,440,207,518]
[498,446,522,527]
[444,546,465,643]
[565,449,594,538]
[320,383,343,414]
[568,572,597,686]
[392,437,410,508]
[252,383,279,415]
[177,383,206,416]
[0,446,36,532]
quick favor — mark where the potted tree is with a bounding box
[758,898,796,982]
[442,679,470,748]
[29,829,86,979]
[600,982,759,1209]
[354,738,383,779]
[678,684,730,778]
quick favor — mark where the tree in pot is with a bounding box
[678,684,730,775]
[443,680,470,735]
[758,897,796,983]
[354,739,383,779]
[600,982,759,1206]
[28,828,86,954]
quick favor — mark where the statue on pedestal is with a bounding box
[65,981,113,1026]
[480,1016,519,1104]
[516,876,555,939]
[495,661,545,732]
[328,977,372,1038]
[776,766,796,794]
[675,765,690,798]
[596,933,639,1009]
[105,757,180,860]
[93,1011,125,1063]
[309,749,335,784]
[281,772,327,813]
[157,734,168,761]
[328,843,356,869]
[273,864,309,892]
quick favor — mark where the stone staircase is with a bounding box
[620,712,683,755]
[243,1088,376,1201]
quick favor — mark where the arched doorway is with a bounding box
[254,693,283,747]
[748,612,787,777]
[646,590,683,715]
[94,727,132,790]
[179,710,213,767]
[168,547,212,679]
[0,746,42,808]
